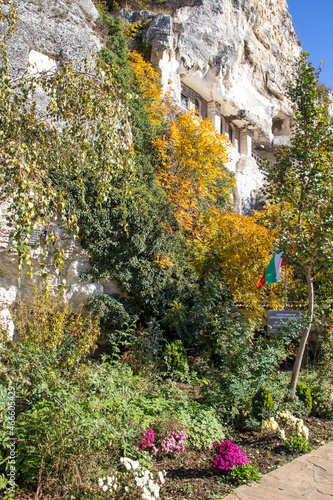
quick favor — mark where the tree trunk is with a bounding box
[290,267,314,393]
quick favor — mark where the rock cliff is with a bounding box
[5,0,100,78]
[0,0,110,335]
[125,0,300,146]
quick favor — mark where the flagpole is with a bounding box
[284,264,287,310]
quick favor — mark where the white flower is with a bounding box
[135,476,145,488]
[107,476,114,486]
[113,483,118,491]
[102,485,108,492]
[132,460,140,470]
[279,429,286,441]
[148,480,156,491]
[125,486,129,492]
[302,425,309,441]
[98,478,104,488]
[158,471,165,485]
[153,484,160,498]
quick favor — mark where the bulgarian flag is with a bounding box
[257,252,287,287]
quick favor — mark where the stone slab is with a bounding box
[223,442,333,500]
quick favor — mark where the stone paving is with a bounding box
[224,442,333,499]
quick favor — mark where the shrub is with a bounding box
[296,382,312,413]
[212,441,248,474]
[227,464,261,485]
[285,436,311,453]
[300,365,333,419]
[163,340,190,382]
[252,385,274,422]
[0,286,101,415]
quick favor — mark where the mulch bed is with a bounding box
[159,416,333,499]
[16,417,333,500]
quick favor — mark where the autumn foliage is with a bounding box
[127,52,281,314]
[198,210,280,313]
[155,112,233,237]
[128,50,166,127]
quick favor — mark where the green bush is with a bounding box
[300,365,333,419]
[285,435,311,453]
[164,340,190,381]
[227,464,261,485]
[296,382,312,413]
[252,386,274,422]
[0,286,101,405]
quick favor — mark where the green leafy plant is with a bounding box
[285,435,311,453]
[299,365,333,419]
[164,340,190,382]
[227,464,261,485]
[252,386,274,422]
[296,382,312,413]
[0,285,101,406]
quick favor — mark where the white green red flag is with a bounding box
[257,252,287,288]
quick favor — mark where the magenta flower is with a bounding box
[212,440,248,473]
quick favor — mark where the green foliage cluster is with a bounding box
[164,340,190,382]
[252,386,274,422]
[0,287,100,403]
[227,464,261,485]
[299,365,333,419]
[296,382,313,413]
[285,435,311,453]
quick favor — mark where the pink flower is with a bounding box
[212,441,248,473]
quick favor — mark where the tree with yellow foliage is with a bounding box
[128,50,167,127]
[197,210,281,316]
[155,112,233,237]
[128,46,283,318]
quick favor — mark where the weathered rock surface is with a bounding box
[5,0,101,79]
[0,1,115,333]
[135,0,301,146]
[119,0,301,212]
[0,202,121,337]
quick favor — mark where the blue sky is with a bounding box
[287,0,333,89]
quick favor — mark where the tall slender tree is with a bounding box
[262,52,333,392]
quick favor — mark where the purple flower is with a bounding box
[212,440,248,473]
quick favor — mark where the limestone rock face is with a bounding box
[5,0,101,79]
[139,0,300,145]
[0,1,116,333]
[0,202,121,337]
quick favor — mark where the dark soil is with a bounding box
[159,416,333,500]
[16,417,333,500]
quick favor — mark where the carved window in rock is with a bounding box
[235,127,240,153]
[180,82,207,119]
[226,119,233,144]
[181,93,189,109]
[220,115,226,135]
